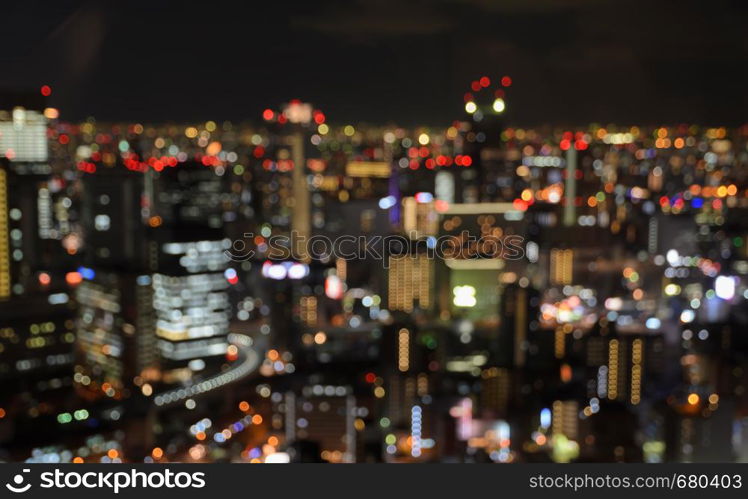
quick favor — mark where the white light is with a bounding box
[262,261,287,280]
[604,297,623,311]
[715,275,735,301]
[492,98,505,113]
[453,285,477,307]
[666,249,680,267]
[265,452,290,463]
[287,263,309,280]
[94,214,111,231]
[465,101,477,114]
[680,309,695,323]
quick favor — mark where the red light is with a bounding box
[58,134,69,145]
[501,76,512,87]
[462,155,472,166]
[365,373,376,383]
[471,80,482,92]
[512,199,528,211]
[313,111,325,124]
[574,139,588,150]
[262,109,274,121]
[40,85,52,96]
[479,76,491,87]
[463,92,474,102]
[560,139,571,151]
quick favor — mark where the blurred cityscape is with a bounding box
[1,82,748,464]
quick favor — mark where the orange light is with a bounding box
[687,393,700,405]
[148,216,162,228]
[152,447,164,459]
[238,401,250,412]
[252,414,263,425]
[72,457,84,464]
[65,272,83,286]
[196,431,206,441]
[38,272,51,286]
[267,349,279,361]
[560,364,572,383]
[107,449,119,459]
[268,436,279,446]
[0,408,5,418]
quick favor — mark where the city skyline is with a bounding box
[1,1,748,467]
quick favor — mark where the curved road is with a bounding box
[153,333,261,408]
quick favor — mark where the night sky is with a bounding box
[2,0,747,126]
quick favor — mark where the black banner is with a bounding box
[0,464,746,498]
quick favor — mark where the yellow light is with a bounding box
[492,98,505,113]
[465,101,477,114]
[418,133,430,145]
[343,125,355,136]
[318,124,329,135]
[687,393,700,405]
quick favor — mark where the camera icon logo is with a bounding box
[6,469,32,493]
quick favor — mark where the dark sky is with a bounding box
[2,0,747,126]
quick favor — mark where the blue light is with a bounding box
[378,195,396,210]
[540,408,551,428]
[77,267,95,280]
[646,317,661,330]
[414,192,433,203]
[691,197,703,209]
